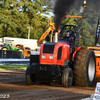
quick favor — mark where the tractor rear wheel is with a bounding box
[62,68,73,88]
[26,66,36,85]
[74,49,96,87]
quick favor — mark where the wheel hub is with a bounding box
[88,57,95,82]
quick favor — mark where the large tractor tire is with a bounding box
[74,49,96,87]
[62,68,73,88]
[26,66,36,85]
[2,47,9,50]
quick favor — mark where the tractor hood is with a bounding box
[40,42,70,66]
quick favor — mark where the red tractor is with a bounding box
[26,25,96,87]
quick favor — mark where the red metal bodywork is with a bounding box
[40,43,70,66]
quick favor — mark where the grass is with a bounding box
[0,65,28,70]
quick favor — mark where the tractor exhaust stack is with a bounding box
[55,32,58,43]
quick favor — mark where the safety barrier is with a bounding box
[0,58,30,65]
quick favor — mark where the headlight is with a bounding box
[42,55,46,59]
[49,55,53,59]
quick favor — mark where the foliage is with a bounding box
[0,0,53,39]
[77,6,100,48]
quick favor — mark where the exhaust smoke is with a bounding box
[54,0,75,31]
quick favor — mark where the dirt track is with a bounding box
[0,69,96,100]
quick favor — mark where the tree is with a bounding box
[0,0,53,39]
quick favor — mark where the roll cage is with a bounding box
[58,25,79,47]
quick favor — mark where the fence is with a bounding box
[0,50,23,59]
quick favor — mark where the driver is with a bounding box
[63,30,75,49]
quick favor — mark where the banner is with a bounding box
[95,15,100,45]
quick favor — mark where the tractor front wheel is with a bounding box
[74,49,96,87]
[26,66,36,85]
[62,68,73,88]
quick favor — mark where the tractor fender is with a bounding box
[72,46,84,61]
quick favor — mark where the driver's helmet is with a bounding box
[65,30,71,35]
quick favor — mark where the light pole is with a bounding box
[27,27,33,39]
